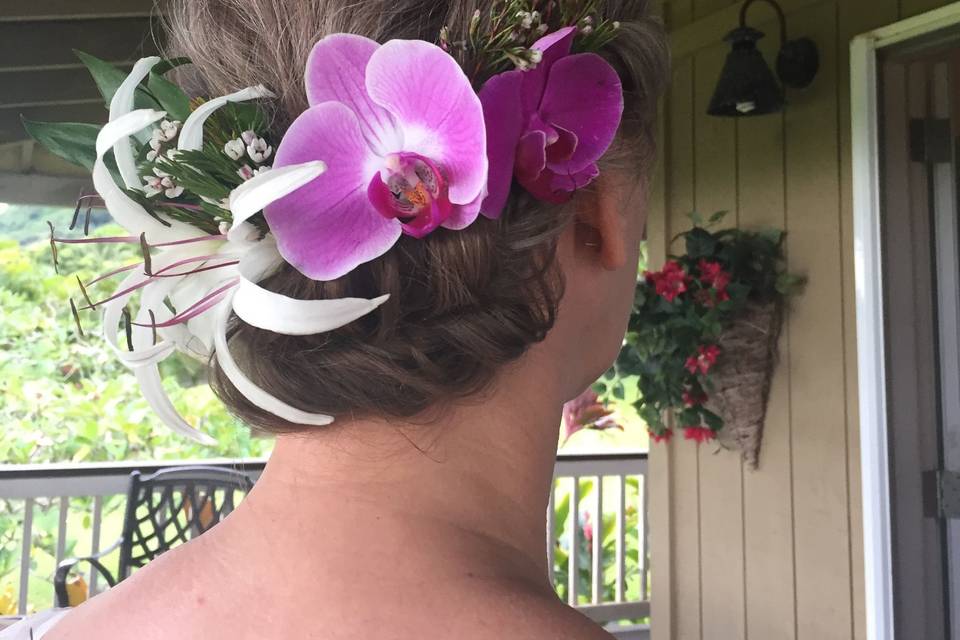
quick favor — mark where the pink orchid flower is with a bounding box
[265,35,488,281]
[478,26,624,216]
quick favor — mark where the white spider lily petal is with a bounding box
[109,56,162,189]
[130,278,217,445]
[101,271,179,367]
[178,85,275,152]
[135,366,218,444]
[232,241,389,336]
[227,160,327,232]
[93,109,199,242]
[215,292,334,426]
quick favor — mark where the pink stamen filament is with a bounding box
[53,233,226,248]
[151,260,240,279]
[131,278,239,329]
[87,262,141,286]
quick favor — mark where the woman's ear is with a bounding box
[574,174,627,271]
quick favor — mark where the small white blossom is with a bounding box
[241,130,258,145]
[582,15,594,25]
[246,137,272,163]
[253,166,272,176]
[530,10,540,22]
[143,176,164,198]
[164,184,184,199]
[149,132,163,151]
[237,164,255,181]
[612,21,621,29]
[581,25,594,35]
[146,149,159,162]
[218,220,231,235]
[158,120,180,142]
[223,138,245,161]
[528,49,543,64]
[521,13,533,29]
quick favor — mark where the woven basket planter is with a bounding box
[706,300,783,469]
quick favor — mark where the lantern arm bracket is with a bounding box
[738,0,788,45]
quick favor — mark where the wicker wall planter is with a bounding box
[708,300,783,469]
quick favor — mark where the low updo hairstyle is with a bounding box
[162,0,670,431]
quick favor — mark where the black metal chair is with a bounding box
[54,466,253,607]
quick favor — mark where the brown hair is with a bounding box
[162,0,669,432]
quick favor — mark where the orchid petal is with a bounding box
[232,239,388,335]
[305,34,400,155]
[266,102,399,281]
[478,70,524,219]
[93,110,199,242]
[515,130,547,182]
[441,196,483,231]
[538,53,624,175]
[228,160,327,233]
[177,85,275,151]
[523,27,576,114]
[365,40,487,205]
[215,292,335,426]
[109,56,161,189]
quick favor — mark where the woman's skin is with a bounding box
[48,170,648,640]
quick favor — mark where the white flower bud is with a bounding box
[146,149,158,162]
[218,220,230,235]
[613,21,621,29]
[237,165,255,181]
[223,138,245,161]
[528,49,543,64]
[164,185,184,199]
[241,130,258,145]
[582,25,594,35]
[246,137,273,163]
[158,120,180,142]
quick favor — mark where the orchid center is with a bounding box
[367,152,452,238]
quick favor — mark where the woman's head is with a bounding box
[163,0,669,431]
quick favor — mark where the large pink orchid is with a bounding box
[265,35,488,281]
[479,27,624,216]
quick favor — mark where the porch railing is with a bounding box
[0,452,648,632]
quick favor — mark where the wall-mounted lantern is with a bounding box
[707,0,819,117]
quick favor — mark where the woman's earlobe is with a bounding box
[576,177,627,271]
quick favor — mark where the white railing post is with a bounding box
[17,498,34,616]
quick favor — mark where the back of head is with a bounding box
[162,0,670,431]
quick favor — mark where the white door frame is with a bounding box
[852,4,960,639]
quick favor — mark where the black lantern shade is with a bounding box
[707,26,783,117]
[707,0,819,118]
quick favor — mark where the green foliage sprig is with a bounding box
[595,212,804,444]
[446,0,621,86]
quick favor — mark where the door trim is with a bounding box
[852,4,960,640]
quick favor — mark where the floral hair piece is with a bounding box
[30,6,625,442]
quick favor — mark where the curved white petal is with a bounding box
[130,276,217,445]
[215,292,334,426]
[93,110,199,242]
[109,56,161,189]
[97,109,166,158]
[178,85,275,152]
[134,366,218,445]
[227,161,327,235]
[101,270,178,367]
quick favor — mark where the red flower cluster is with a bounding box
[644,260,688,302]
[648,428,673,444]
[683,426,716,443]
[695,259,731,307]
[685,344,721,375]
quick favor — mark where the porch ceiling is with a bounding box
[0,0,159,145]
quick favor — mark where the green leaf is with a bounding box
[21,119,98,170]
[75,50,159,110]
[147,72,191,121]
[153,57,191,76]
[708,210,729,225]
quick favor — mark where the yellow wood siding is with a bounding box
[650,1,957,638]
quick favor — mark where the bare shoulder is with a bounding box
[483,590,616,640]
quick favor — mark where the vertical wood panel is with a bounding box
[693,0,738,21]
[734,9,797,639]
[782,5,853,639]
[692,40,747,640]
[664,54,703,640]
[899,0,951,19]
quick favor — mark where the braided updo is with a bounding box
[162,0,669,431]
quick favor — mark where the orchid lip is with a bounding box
[367,152,452,238]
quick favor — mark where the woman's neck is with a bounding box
[216,350,567,595]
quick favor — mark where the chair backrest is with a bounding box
[117,466,254,579]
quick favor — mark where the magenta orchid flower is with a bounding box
[265,35,488,281]
[479,26,624,216]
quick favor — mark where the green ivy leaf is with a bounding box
[21,119,98,170]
